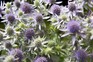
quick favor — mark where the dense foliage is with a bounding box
[0,0,93,62]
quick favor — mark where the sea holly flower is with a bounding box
[50,4,61,15]
[14,0,20,8]
[9,48,23,62]
[35,13,43,23]
[6,27,14,36]
[6,13,16,23]
[34,56,48,62]
[68,3,76,12]
[20,2,34,14]
[67,20,81,34]
[5,42,12,50]
[61,20,86,45]
[75,49,87,62]
[25,28,35,40]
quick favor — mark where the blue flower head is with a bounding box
[25,28,35,40]
[14,0,20,8]
[35,13,43,23]
[34,56,48,62]
[75,49,87,62]
[67,20,81,33]
[50,4,61,15]
[20,2,34,14]
[68,3,76,12]
[9,49,23,62]
[6,14,16,23]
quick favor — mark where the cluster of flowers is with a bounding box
[0,0,93,62]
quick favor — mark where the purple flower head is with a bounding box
[25,28,35,40]
[67,20,81,33]
[68,3,76,12]
[50,4,61,15]
[14,0,20,8]
[9,48,23,62]
[75,49,87,62]
[35,13,43,23]
[20,2,34,14]
[34,56,48,62]
[6,14,16,23]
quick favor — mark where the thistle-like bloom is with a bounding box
[20,2,34,14]
[6,14,16,23]
[6,27,14,36]
[35,13,43,23]
[14,0,20,8]
[25,28,35,40]
[68,3,76,12]
[67,20,81,33]
[34,56,48,62]
[5,42,12,50]
[75,49,87,62]
[9,49,23,62]
[50,4,61,15]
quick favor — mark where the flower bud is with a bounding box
[6,2,11,8]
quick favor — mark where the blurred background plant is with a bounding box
[0,0,93,62]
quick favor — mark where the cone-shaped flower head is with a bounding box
[20,2,34,14]
[14,0,20,8]
[75,49,87,62]
[9,49,23,62]
[5,42,12,50]
[68,3,76,12]
[6,27,14,36]
[34,56,48,62]
[67,20,81,33]
[35,13,43,23]
[50,4,61,15]
[6,14,16,23]
[25,28,35,40]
